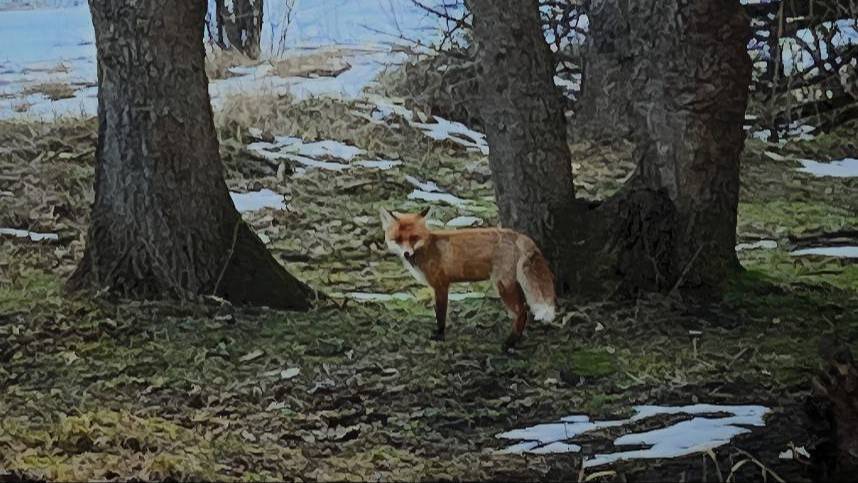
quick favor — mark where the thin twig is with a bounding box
[213,218,242,296]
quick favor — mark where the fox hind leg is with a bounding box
[497,281,529,351]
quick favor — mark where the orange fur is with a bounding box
[380,208,556,349]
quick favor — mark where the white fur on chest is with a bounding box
[400,256,428,285]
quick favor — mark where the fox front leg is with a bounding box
[431,285,448,341]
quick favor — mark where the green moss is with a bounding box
[738,200,858,239]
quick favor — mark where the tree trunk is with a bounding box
[573,0,634,141]
[70,0,311,310]
[471,0,752,297]
[208,0,264,59]
[808,346,858,482]
[468,0,580,291]
[620,0,751,294]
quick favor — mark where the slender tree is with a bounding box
[469,0,753,296]
[70,0,311,310]
[468,0,580,290]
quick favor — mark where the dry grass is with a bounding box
[21,81,76,101]
[206,46,358,82]
[269,47,354,78]
[204,48,259,80]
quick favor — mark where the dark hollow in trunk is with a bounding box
[468,0,579,291]
[70,0,311,310]
[210,0,264,59]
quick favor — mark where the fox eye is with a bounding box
[394,236,403,244]
[409,235,419,244]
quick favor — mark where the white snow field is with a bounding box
[0,0,455,118]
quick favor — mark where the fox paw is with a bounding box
[502,333,522,352]
[430,330,445,341]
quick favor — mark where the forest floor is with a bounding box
[1,85,858,481]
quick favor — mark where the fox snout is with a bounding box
[387,240,416,260]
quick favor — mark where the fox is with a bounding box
[380,207,556,350]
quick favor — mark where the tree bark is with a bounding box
[621,0,751,294]
[468,0,580,291]
[70,0,311,310]
[471,0,752,297]
[573,0,634,141]
[808,346,858,482]
[208,0,264,59]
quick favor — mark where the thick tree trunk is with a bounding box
[622,0,751,294]
[70,0,311,310]
[575,0,752,295]
[208,0,264,59]
[468,0,580,291]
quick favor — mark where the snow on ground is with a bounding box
[791,246,858,258]
[0,227,59,241]
[0,3,96,118]
[797,158,858,178]
[497,404,771,468]
[230,189,286,213]
[0,0,581,120]
[0,1,448,118]
[363,95,491,155]
[404,174,469,207]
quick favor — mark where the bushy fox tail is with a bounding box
[516,245,557,322]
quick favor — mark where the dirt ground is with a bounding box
[1,92,857,481]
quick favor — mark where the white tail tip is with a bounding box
[532,303,556,322]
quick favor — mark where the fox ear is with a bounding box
[379,207,398,229]
[418,206,431,219]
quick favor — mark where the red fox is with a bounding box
[380,207,556,350]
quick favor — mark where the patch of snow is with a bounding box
[585,405,769,468]
[791,246,858,258]
[228,63,273,77]
[496,404,771,469]
[498,417,628,449]
[230,189,285,212]
[247,136,362,171]
[344,292,413,302]
[408,190,468,207]
[0,227,59,241]
[353,159,401,170]
[404,175,469,207]
[405,175,442,193]
[367,96,490,155]
[736,240,778,251]
[797,158,858,178]
[752,129,772,142]
[446,216,483,228]
[288,138,363,161]
[413,116,489,155]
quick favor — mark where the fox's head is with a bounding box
[380,207,431,261]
